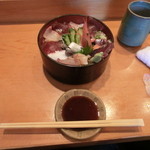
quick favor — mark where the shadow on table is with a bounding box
[102,126,142,133]
[42,60,111,92]
[3,126,148,150]
[117,38,142,54]
[11,140,150,150]
[3,128,59,135]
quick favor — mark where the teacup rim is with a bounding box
[128,1,150,19]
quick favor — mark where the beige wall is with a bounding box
[0,0,143,24]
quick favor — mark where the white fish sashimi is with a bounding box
[57,53,90,66]
[73,53,90,65]
[136,46,150,68]
[69,22,83,30]
[143,73,150,96]
[48,50,67,60]
[43,26,62,42]
[68,42,82,52]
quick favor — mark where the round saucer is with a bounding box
[55,89,106,140]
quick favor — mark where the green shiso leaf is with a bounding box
[79,46,93,55]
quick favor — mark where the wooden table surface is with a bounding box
[0,0,133,24]
[0,21,150,149]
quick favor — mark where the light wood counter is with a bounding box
[0,21,150,149]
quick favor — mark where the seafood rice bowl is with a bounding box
[38,15,114,84]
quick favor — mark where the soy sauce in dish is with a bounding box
[62,96,99,121]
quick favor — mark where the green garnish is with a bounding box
[62,28,82,46]
[75,28,83,44]
[62,34,71,46]
[90,52,104,63]
[79,46,93,55]
[69,28,76,43]
[95,31,107,39]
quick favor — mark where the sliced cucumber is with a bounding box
[90,52,104,63]
[62,34,71,46]
[69,28,76,43]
